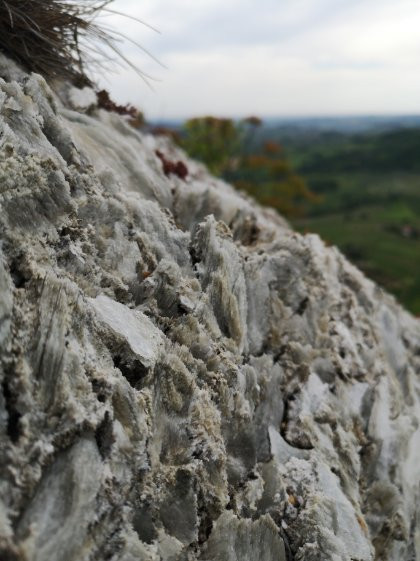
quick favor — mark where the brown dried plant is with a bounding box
[0,0,159,86]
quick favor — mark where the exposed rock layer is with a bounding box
[0,57,419,561]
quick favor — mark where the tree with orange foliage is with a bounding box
[180,116,317,218]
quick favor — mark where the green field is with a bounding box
[295,202,420,315]
[274,129,420,315]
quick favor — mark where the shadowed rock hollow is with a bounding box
[0,55,419,561]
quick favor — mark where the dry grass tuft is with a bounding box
[0,0,156,86]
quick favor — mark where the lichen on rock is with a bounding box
[0,55,419,561]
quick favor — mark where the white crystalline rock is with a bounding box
[0,55,419,561]
[89,294,164,369]
[67,86,97,112]
[200,511,286,561]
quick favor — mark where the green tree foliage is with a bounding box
[181,116,243,175]
[180,116,316,217]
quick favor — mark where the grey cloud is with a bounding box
[107,0,420,118]
[115,0,358,56]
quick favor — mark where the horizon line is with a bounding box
[149,112,420,122]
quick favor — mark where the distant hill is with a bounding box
[262,114,420,134]
[152,114,420,135]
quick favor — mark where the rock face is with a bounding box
[0,56,419,561]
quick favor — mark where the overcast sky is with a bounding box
[97,0,420,120]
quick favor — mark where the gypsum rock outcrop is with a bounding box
[0,57,419,561]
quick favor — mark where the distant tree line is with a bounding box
[297,130,420,173]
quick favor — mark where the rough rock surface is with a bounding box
[0,56,419,561]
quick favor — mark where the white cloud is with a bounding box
[97,0,420,118]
